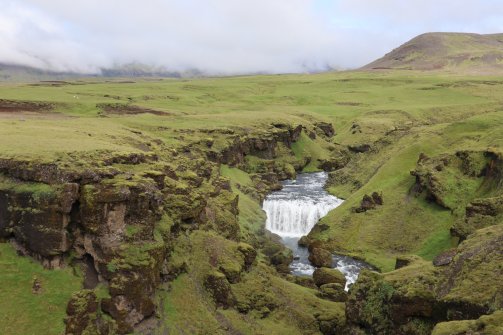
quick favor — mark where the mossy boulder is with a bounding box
[0,180,79,260]
[432,310,503,335]
[318,283,348,302]
[262,232,293,273]
[65,289,116,335]
[309,248,333,268]
[204,270,235,308]
[237,242,257,270]
[298,235,310,247]
[452,195,503,240]
[437,225,503,319]
[347,225,503,334]
[315,309,347,335]
[66,290,99,335]
[313,267,346,287]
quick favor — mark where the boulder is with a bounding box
[354,192,383,213]
[298,235,310,247]
[313,267,346,287]
[65,289,115,335]
[315,122,335,137]
[432,249,457,267]
[348,144,371,153]
[309,248,333,268]
[318,283,348,302]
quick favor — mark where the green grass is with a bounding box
[0,243,82,335]
[1,70,503,331]
[2,71,502,270]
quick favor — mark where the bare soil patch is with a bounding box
[97,103,171,116]
[0,99,53,113]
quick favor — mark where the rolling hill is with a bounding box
[363,32,503,73]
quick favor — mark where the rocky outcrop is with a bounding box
[0,182,78,265]
[346,224,503,334]
[209,124,303,166]
[432,310,503,335]
[353,192,383,213]
[411,150,503,241]
[263,232,294,273]
[318,283,348,302]
[452,195,503,240]
[410,150,501,211]
[348,144,371,153]
[315,122,335,138]
[65,290,116,335]
[0,120,349,334]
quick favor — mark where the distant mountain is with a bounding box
[363,32,503,73]
[0,63,88,82]
[0,62,200,82]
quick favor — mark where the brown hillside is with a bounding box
[363,32,503,73]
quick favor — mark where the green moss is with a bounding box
[432,311,503,335]
[0,175,56,201]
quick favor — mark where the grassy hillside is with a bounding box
[363,32,503,74]
[0,70,502,333]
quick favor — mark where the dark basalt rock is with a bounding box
[212,124,303,166]
[65,290,115,335]
[354,192,383,213]
[348,144,371,153]
[0,182,79,260]
[433,249,457,267]
[315,122,335,137]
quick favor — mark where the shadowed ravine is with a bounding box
[263,172,372,290]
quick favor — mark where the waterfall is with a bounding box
[263,172,343,237]
[263,172,372,291]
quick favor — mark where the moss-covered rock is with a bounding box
[437,225,503,319]
[204,270,235,308]
[309,247,333,268]
[347,224,503,334]
[313,267,346,287]
[65,289,116,335]
[318,283,348,302]
[0,179,78,261]
[432,310,503,335]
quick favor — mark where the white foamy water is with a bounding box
[263,172,372,291]
[263,172,343,237]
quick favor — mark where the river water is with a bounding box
[263,172,372,290]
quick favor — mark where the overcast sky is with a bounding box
[1,0,503,75]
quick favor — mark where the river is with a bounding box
[263,172,372,290]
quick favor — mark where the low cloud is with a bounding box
[1,0,502,75]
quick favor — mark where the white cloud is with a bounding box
[1,0,502,74]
